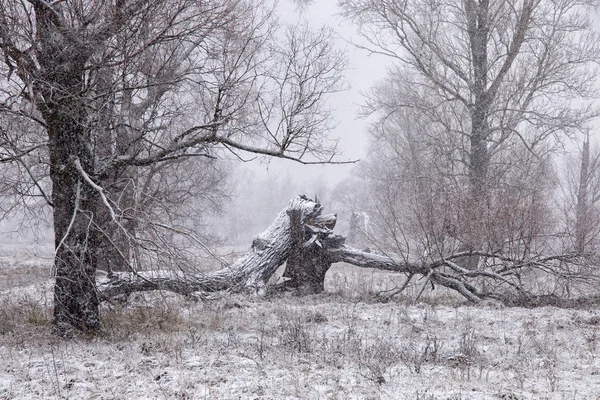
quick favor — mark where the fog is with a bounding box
[207,0,390,243]
[0,1,389,247]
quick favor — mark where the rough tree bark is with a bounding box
[280,208,339,293]
[34,5,101,333]
[101,196,326,298]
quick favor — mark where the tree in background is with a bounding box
[355,109,556,261]
[0,0,346,333]
[0,113,52,233]
[340,0,599,258]
[560,134,600,255]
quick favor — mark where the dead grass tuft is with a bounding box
[0,295,51,334]
[101,304,185,340]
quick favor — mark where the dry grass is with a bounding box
[1,250,600,399]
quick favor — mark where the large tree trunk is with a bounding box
[101,196,325,298]
[35,4,100,334]
[466,0,490,203]
[101,195,594,306]
[99,195,499,303]
[46,105,100,333]
[50,131,100,333]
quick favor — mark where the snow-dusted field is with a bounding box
[1,244,600,399]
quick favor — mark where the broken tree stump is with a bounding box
[99,195,487,302]
[100,196,324,299]
[280,207,339,294]
[102,195,585,305]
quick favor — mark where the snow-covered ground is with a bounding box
[1,246,600,399]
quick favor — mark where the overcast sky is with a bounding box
[1,0,387,242]
[236,1,600,191]
[235,0,390,187]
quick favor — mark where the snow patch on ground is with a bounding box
[1,251,600,399]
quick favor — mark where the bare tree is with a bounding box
[340,0,599,254]
[0,0,347,334]
[560,134,600,255]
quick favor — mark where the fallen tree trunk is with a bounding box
[324,247,485,302]
[101,196,324,299]
[100,195,596,305]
